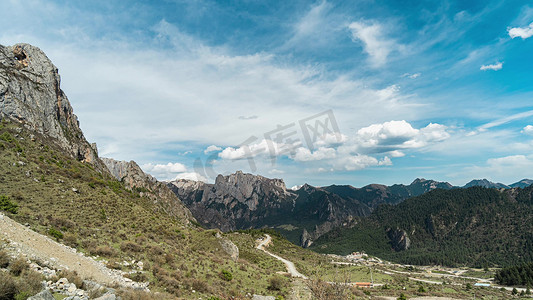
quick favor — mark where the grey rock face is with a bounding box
[387,228,411,251]
[0,44,102,170]
[215,232,239,261]
[168,171,297,232]
[27,289,55,300]
[101,157,195,223]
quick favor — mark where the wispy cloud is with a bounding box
[508,22,533,39]
[348,21,401,67]
[480,62,503,71]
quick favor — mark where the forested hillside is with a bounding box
[311,186,533,267]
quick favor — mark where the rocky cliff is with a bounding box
[0,42,193,224]
[0,44,103,171]
[168,174,458,247]
[101,158,195,223]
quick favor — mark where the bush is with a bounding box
[191,279,209,293]
[120,242,142,253]
[48,228,63,240]
[220,269,233,281]
[397,293,407,300]
[0,250,10,268]
[0,272,18,300]
[91,246,115,257]
[58,270,83,288]
[268,276,285,291]
[10,257,29,276]
[0,195,18,214]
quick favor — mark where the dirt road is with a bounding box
[0,212,138,288]
[256,234,308,279]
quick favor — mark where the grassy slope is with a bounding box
[0,120,290,299]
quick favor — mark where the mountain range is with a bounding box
[167,174,531,247]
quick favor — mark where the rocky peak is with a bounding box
[101,157,195,223]
[510,179,533,188]
[464,179,510,189]
[0,43,102,170]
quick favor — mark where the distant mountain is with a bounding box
[510,179,533,188]
[463,179,510,189]
[311,185,533,267]
[168,174,455,246]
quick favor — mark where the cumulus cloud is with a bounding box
[480,62,503,71]
[141,162,188,180]
[336,155,392,171]
[204,145,222,154]
[171,172,208,182]
[522,125,533,135]
[354,120,449,152]
[292,147,337,162]
[463,155,533,184]
[348,21,400,67]
[213,119,448,173]
[218,139,301,160]
[508,22,533,39]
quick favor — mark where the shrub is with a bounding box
[120,242,142,253]
[117,289,155,300]
[48,228,63,240]
[397,293,407,300]
[191,279,209,293]
[0,195,18,214]
[63,233,79,248]
[92,246,115,257]
[10,257,29,276]
[0,250,10,268]
[57,270,83,288]
[220,269,233,281]
[268,276,285,291]
[0,272,18,300]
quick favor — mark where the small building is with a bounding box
[354,282,372,288]
[474,283,491,287]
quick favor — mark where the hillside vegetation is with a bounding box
[0,120,291,299]
[311,186,533,267]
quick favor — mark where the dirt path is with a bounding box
[0,212,139,288]
[256,234,308,279]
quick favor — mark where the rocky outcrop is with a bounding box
[101,158,195,223]
[168,171,296,231]
[0,44,104,171]
[387,228,411,251]
[215,232,239,261]
[300,229,313,248]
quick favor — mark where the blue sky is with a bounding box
[1,0,533,187]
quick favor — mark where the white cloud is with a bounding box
[480,62,502,71]
[292,147,337,162]
[141,162,188,180]
[171,172,208,182]
[477,110,533,132]
[402,73,421,79]
[268,169,285,175]
[354,120,449,152]
[463,155,533,184]
[204,145,222,154]
[348,21,400,67]
[336,155,392,171]
[522,125,533,135]
[508,22,533,39]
